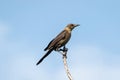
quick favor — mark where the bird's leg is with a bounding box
[62,46,68,58]
[56,48,63,55]
[56,48,63,51]
[56,46,68,58]
[63,46,68,52]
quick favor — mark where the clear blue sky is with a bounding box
[0,0,120,80]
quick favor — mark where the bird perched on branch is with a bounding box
[36,24,79,65]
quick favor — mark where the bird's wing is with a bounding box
[44,30,66,50]
[44,39,55,51]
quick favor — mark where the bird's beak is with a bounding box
[75,24,80,27]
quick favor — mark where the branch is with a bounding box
[57,48,73,80]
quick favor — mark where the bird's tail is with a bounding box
[36,49,53,65]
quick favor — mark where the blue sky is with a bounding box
[0,0,120,80]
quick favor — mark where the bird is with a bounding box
[36,24,79,65]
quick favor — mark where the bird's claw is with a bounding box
[62,52,67,58]
[63,47,68,52]
[57,47,68,58]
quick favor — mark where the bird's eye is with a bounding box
[70,24,74,26]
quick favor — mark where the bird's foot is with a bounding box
[63,47,68,52]
[62,51,67,58]
[62,47,68,58]
[56,47,68,58]
[57,47,68,52]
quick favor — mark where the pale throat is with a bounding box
[64,27,71,33]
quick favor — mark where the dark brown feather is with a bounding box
[36,49,53,65]
[44,30,67,50]
[36,23,79,65]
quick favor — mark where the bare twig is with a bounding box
[57,47,73,80]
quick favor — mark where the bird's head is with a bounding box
[65,24,80,31]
